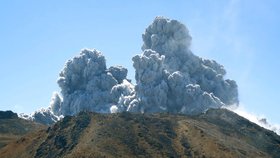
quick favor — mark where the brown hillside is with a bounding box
[0,109,280,158]
[0,111,46,149]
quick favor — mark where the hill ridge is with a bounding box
[1,109,280,158]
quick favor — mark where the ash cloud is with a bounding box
[125,17,238,114]
[227,105,280,135]
[23,17,240,124]
[53,49,134,116]
[19,107,61,125]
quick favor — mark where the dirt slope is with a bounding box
[0,111,46,149]
[0,109,279,158]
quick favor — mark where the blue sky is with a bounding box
[0,0,279,124]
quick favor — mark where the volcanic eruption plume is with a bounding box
[120,17,238,114]
[24,17,239,125]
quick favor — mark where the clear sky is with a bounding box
[0,0,279,124]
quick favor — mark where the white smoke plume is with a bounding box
[19,107,62,125]
[124,17,238,115]
[226,105,280,135]
[52,49,134,116]
[24,17,240,124]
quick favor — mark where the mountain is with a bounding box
[0,109,279,158]
[0,111,46,149]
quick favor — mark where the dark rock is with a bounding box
[54,135,67,149]
[35,111,91,158]
[0,110,18,119]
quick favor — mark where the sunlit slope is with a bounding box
[1,109,279,158]
[0,111,45,149]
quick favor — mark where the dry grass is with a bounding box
[0,118,46,150]
[0,109,279,158]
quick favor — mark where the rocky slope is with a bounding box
[0,111,46,149]
[0,109,279,158]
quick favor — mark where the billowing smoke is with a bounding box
[51,49,134,116]
[23,17,240,124]
[226,105,280,135]
[123,17,238,114]
[19,107,61,125]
